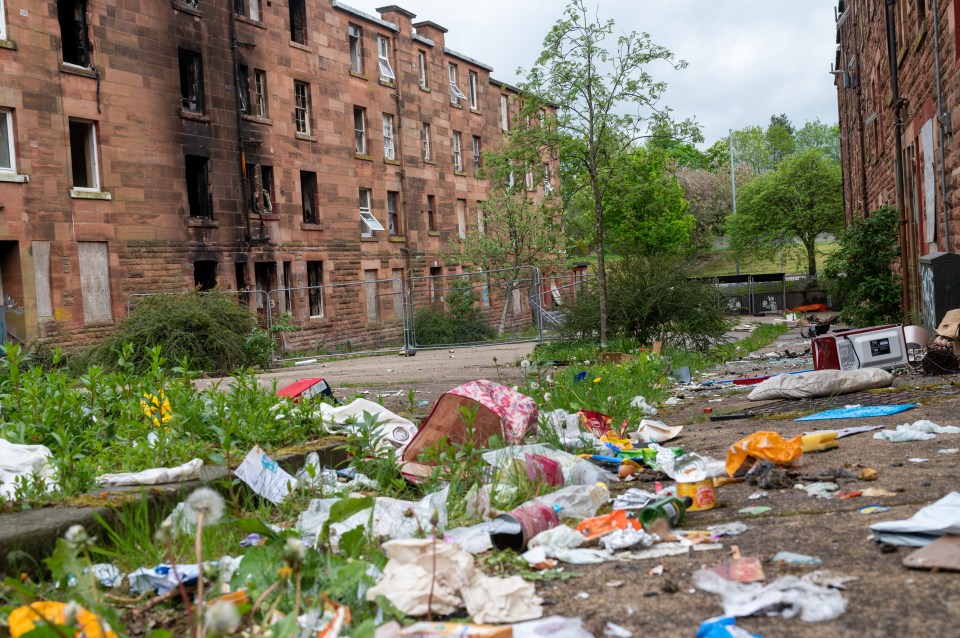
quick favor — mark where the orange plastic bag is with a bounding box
[575,509,640,541]
[9,601,118,638]
[726,431,803,477]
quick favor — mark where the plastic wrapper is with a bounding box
[567,460,619,485]
[693,569,846,622]
[726,432,803,477]
[526,525,611,564]
[599,527,657,551]
[531,484,608,520]
[870,491,960,546]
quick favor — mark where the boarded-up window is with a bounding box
[364,269,379,322]
[392,268,403,318]
[32,241,53,319]
[78,241,112,323]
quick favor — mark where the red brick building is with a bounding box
[0,1,555,350]
[834,0,960,325]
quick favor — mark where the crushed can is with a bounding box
[489,502,559,552]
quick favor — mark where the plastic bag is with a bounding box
[567,460,619,485]
[532,484,608,520]
[726,431,803,477]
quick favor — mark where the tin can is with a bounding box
[489,503,560,551]
[676,478,717,511]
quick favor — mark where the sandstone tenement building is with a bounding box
[834,0,960,326]
[0,1,556,350]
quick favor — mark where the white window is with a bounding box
[508,163,516,189]
[500,94,509,132]
[477,204,485,235]
[468,71,478,110]
[68,120,100,191]
[422,122,432,161]
[359,188,384,237]
[449,63,467,105]
[472,135,481,170]
[456,199,466,239]
[235,0,260,21]
[0,0,7,41]
[294,81,310,134]
[543,162,553,193]
[254,69,268,117]
[418,50,428,89]
[524,165,534,191]
[382,113,395,160]
[77,241,113,324]
[354,107,367,154]
[377,35,395,81]
[452,131,463,171]
[250,0,260,21]
[0,109,15,172]
[349,24,363,73]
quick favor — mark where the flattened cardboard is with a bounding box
[903,535,960,571]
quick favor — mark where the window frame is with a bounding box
[543,162,553,193]
[456,198,466,239]
[294,80,310,134]
[468,71,478,110]
[289,0,307,44]
[0,0,7,41]
[300,170,319,223]
[259,164,275,213]
[238,63,251,115]
[307,260,325,318]
[472,135,481,171]
[349,24,364,74]
[387,190,400,236]
[178,48,205,114]
[359,188,385,237]
[0,109,15,173]
[58,0,91,67]
[184,154,212,219]
[418,50,428,89]
[500,94,510,132]
[377,35,395,81]
[427,194,437,232]
[421,122,432,161]
[68,119,101,192]
[382,113,395,160]
[452,131,463,171]
[234,0,261,21]
[449,63,467,105]
[254,69,268,118]
[354,107,367,155]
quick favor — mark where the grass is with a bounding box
[695,243,840,277]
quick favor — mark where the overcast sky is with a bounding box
[349,0,839,148]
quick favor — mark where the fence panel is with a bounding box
[408,266,542,349]
[269,277,408,362]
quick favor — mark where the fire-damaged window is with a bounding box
[289,0,306,45]
[238,63,251,114]
[245,163,274,214]
[307,261,324,317]
[294,81,310,134]
[301,170,318,223]
[234,0,260,21]
[68,120,100,190]
[185,155,212,219]
[179,49,205,113]
[58,0,91,67]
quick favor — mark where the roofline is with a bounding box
[412,32,435,48]
[489,77,560,109]
[412,20,448,34]
[375,5,416,19]
[444,46,494,72]
[331,0,399,33]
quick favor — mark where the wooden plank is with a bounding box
[32,241,53,319]
[77,242,113,323]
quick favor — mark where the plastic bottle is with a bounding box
[637,495,693,529]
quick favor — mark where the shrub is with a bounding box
[413,279,494,345]
[556,253,729,351]
[822,205,902,326]
[88,289,270,373]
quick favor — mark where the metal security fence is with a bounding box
[692,273,789,315]
[531,275,594,334]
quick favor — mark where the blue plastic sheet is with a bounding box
[794,404,919,421]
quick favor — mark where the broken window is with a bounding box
[178,48,205,113]
[238,63,251,114]
[69,120,99,190]
[377,35,395,81]
[452,131,463,171]
[427,194,436,232]
[0,109,14,172]
[289,0,306,44]
[543,162,553,193]
[253,69,268,118]
[359,188,384,237]
[524,166,534,191]
[234,0,260,21]
[194,261,217,291]
[387,190,399,236]
[58,0,90,67]
[184,155,212,219]
[294,81,310,134]
[449,63,467,105]
[307,261,324,317]
[500,94,509,132]
[354,106,367,155]
[468,71,478,110]
[472,135,481,171]
[422,122,432,161]
[418,50,428,89]
[300,170,318,223]
[382,113,395,160]
[349,24,363,73]
[260,165,274,213]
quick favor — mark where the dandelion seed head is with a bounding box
[204,599,241,635]
[185,487,225,525]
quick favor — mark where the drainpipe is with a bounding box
[392,32,415,354]
[885,0,911,321]
[933,0,952,252]
[229,1,252,244]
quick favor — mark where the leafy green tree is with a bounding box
[646,116,709,169]
[766,113,796,168]
[727,149,843,277]
[675,163,755,254]
[822,206,902,326]
[521,0,694,346]
[795,119,840,164]
[731,126,772,174]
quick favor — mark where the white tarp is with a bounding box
[0,438,57,499]
[870,492,960,546]
[748,368,893,402]
[96,458,203,487]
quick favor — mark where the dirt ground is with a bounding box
[536,326,960,638]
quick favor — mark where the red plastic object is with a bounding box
[524,454,564,487]
[276,378,333,402]
[578,409,614,437]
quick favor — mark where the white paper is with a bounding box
[235,446,296,504]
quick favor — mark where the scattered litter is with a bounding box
[611,489,658,511]
[902,535,960,571]
[862,488,896,498]
[0,439,57,499]
[860,468,879,481]
[772,552,823,566]
[693,570,846,622]
[707,522,749,538]
[802,570,858,589]
[804,482,839,499]
[482,444,583,482]
[576,592,590,600]
[647,565,664,577]
[129,564,200,595]
[696,615,761,638]
[836,490,862,500]
[664,397,682,406]
[727,432,803,477]
[491,503,559,552]
[940,448,959,454]
[8,601,119,638]
[908,458,929,464]
[870,492,960,546]
[366,538,542,623]
[745,460,795,489]
[709,557,765,583]
[629,396,658,415]
[738,507,771,516]
[532,484,609,520]
[794,404,919,422]
[579,410,615,437]
[747,368,892,401]
[235,446,297,504]
[748,491,768,500]
[297,452,379,493]
[318,398,417,452]
[512,616,592,638]
[635,418,683,444]
[96,458,203,487]
[800,431,839,453]
[603,622,633,638]
[599,528,657,552]
[860,505,890,515]
[396,622,510,638]
[446,522,497,554]
[873,420,960,442]
[654,445,726,482]
[526,525,611,564]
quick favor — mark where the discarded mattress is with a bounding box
[748,368,893,402]
[0,438,57,499]
[401,380,538,480]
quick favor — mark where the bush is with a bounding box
[556,253,729,351]
[413,279,494,345]
[822,205,902,327]
[88,289,270,373]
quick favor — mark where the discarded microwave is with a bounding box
[812,325,907,371]
[276,377,334,402]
